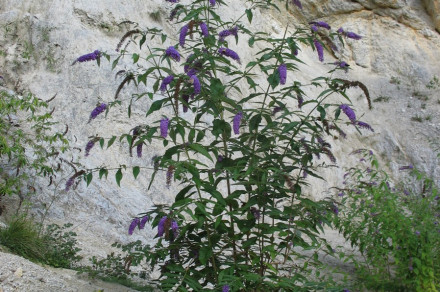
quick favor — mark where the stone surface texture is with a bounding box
[0,0,439,289]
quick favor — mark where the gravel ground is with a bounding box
[0,250,138,292]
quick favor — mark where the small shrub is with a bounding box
[334,151,440,291]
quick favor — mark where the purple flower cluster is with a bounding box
[165,46,181,62]
[356,121,374,132]
[65,176,75,192]
[310,21,331,30]
[160,118,169,138]
[250,207,261,220]
[200,22,209,37]
[179,25,189,47]
[85,140,96,157]
[399,165,414,171]
[128,218,140,235]
[219,27,238,42]
[340,104,356,123]
[337,28,362,40]
[136,143,143,158]
[233,112,243,135]
[222,285,230,292]
[160,75,174,92]
[171,220,179,237]
[292,0,302,9]
[139,215,149,229]
[89,103,107,122]
[313,39,324,62]
[73,50,100,64]
[158,216,167,237]
[210,0,216,6]
[218,47,241,63]
[278,64,287,85]
[190,75,201,95]
[165,0,179,3]
[334,61,349,70]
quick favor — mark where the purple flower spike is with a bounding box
[73,50,100,65]
[210,0,216,6]
[179,25,189,47]
[345,31,362,40]
[165,46,181,62]
[160,75,174,92]
[311,25,318,32]
[139,215,149,230]
[190,75,201,95]
[399,165,414,171]
[222,285,230,292]
[233,112,243,135]
[200,22,209,37]
[292,0,302,9]
[356,121,374,132]
[89,103,107,122]
[219,27,238,42]
[218,47,241,64]
[157,216,168,237]
[171,220,179,237]
[136,143,143,158]
[337,27,344,34]
[415,230,420,236]
[160,118,169,138]
[250,207,261,220]
[128,218,140,235]
[313,39,324,62]
[65,176,75,192]
[310,21,331,30]
[340,104,356,123]
[166,0,179,3]
[85,140,96,157]
[278,64,287,85]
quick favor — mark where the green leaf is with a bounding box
[133,166,140,179]
[268,72,279,89]
[86,172,93,186]
[139,35,146,49]
[196,130,205,142]
[189,144,213,162]
[317,105,326,120]
[132,53,139,63]
[146,99,167,117]
[249,114,262,132]
[246,9,253,23]
[199,246,212,266]
[161,34,167,44]
[115,169,122,187]
[99,168,108,179]
[188,128,195,143]
[99,138,104,149]
[107,136,116,148]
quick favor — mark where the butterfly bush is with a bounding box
[76,0,371,290]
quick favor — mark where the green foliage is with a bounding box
[333,151,440,291]
[0,89,68,207]
[0,218,82,268]
[76,0,369,290]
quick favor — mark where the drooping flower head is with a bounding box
[157,216,168,237]
[139,215,149,230]
[340,104,356,123]
[166,165,175,187]
[292,0,302,9]
[190,75,201,95]
[128,218,140,235]
[165,46,181,62]
[345,31,362,40]
[199,22,209,37]
[85,140,96,157]
[171,220,179,237]
[160,118,169,138]
[313,39,324,62]
[179,24,189,47]
[89,103,107,122]
[65,176,75,192]
[356,121,374,132]
[310,21,331,30]
[218,47,241,64]
[233,112,243,135]
[73,50,100,65]
[136,142,143,158]
[160,75,174,92]
[219,27,238,42]
[278,64,287,85]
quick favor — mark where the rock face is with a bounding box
[0,0,439,284]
